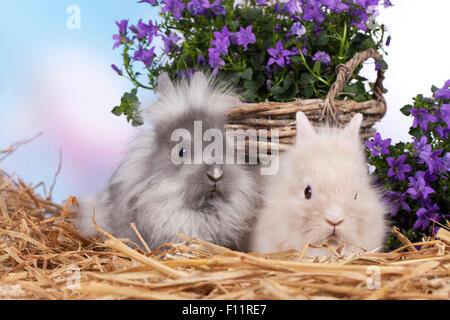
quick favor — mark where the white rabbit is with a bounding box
[249,112,388,257]
[76,72,261,251]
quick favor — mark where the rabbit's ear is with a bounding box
[344,113,363,137]
[157,72,175,95]
[191,71,208,84]
[296,111,316,141]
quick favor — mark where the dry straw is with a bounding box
[0,141,449,300]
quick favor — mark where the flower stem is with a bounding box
[339,20,347,58]
[297,45,331,86]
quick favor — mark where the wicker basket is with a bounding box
[226,48,387,153]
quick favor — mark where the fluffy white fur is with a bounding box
[249,112,388,257]
[76,72,261,250]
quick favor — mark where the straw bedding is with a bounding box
[0,143,449,300]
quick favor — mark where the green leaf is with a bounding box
[274,82,298,101]
[239,68,253,81]
[228,20,240,32]
[270,77,292,95]
[251,53,265,67]
[111,106,122,116]
[312,61,321,75]
[244,77,264,91]
[317,32,329,46]
[378,59,389,71]
[400,104,412,116]
[290,56,301,63]
[300,73,316,85]
[112,88,142,126]
[300,85,314,98]
[244,8,262,20]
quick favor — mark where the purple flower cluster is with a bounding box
[162,0,186,19]
[113,20,129,49]
[207,25,256,73]
[267,41,296,68]
[386,155,412,181]
[112,15,162,69]
[369,80,449,235]
[186,0,226,16]
[365,132,391,156]
[312,51,331,65]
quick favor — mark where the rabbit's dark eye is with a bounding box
[179,148,186,158]
[304,186,312,199]
[354,193,358,200]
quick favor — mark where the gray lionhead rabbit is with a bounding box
[76,72,261,251]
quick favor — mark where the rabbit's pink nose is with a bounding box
[206,166,223,182]
[326,219,343,227]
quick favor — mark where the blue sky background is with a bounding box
[0,1,449,204]
[0,1,159,202]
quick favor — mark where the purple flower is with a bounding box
[161,0,186,19]
[267,41,294,68]
[365,132,391,156]
[273,2,280,14]
[187,2,201,15]
[208,47,225,72]
[383,0,393,8]
[375,60,381,71]
[287,22,306,38]
[283,0,301,16]
[177,67,196,78]
[210,0,226,16]
[162,32,180,54]
[135,19,158,40]
[113,19,129,49]
[419,144,443,174]
[187,0,210,15]
[413,203,441,231]
[235,25,256,51]
[410,108,438,132]
[256,0,266,5]
[413,136,428,154]
[439,103,450,127]
[210,26,232,55]
[436,126,450,139]
[197,54,206,64]
[111,64,122,76]
[406,171,435,200]
[300,1,324,23]
[322,0,349,12]
[139,0,158,5]
[211,37,229,55]
[116,19,128,35]
[435,80,450,99]
[312,51,331,65]
[385,191,410,217]
[386,154,413,181]
[442,152,450,173]
[385,35,391,46]
[133,46,155,67]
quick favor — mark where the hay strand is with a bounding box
[0,143,449,300]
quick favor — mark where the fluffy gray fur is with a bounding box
[76,72,261,251]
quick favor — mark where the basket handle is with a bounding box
[321,48,387,124]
